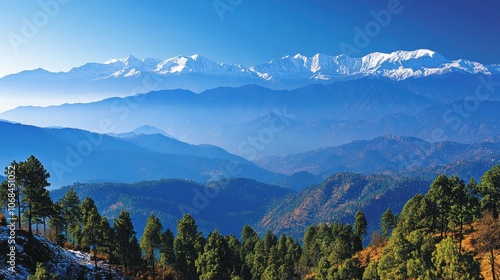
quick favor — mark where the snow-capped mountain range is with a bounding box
[6,49,499,82]
[0,49,498,112]
[38,49,500,78]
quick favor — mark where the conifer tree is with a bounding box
[479,164,500,219]
[140,214,163,280]
[362,261,379,280]
[226,234,244,279]
[113,210,138,275]
[353,210,368,252]
[196,229,232,280]
[78,197,98,249]
[99,216,114,261]
[48,202,65,245]
[58,187,81,243]
[380,208,397,239]
[18,156,52,235]
[160,228,176,268]
[174,214,200,280]
[240,225,258,277]
[251,240,266,280]
[426,174,454,237]
[431,237,481,280]
[81,207,102,268]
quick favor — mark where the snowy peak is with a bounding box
[250,49,493,81]
[5,49,498,84]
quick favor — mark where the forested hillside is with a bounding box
[2,154,499,279]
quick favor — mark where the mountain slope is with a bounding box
[122,133,247,163]
[50,178,294,237]
[0,227,122,279]
[0,121,286,188]
[258,173,431,237]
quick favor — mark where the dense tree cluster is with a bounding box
[373,166,500,280]
[2,156,500,279]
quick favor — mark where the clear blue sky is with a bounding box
[1,0,499,77]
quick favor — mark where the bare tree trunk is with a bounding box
[491,248,497,280]
[94,245,98,269]
[152,254,156,280]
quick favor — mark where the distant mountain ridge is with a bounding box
[0,121,286,188]
[2,77,500,158]
[1,49,499,112]
[256,135,500,177]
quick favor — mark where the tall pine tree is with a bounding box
[113,210,140,275]
[140,214,163,280]
[18,156,52,235]
[174,214,200,280]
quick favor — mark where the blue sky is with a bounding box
[1,0,499,77]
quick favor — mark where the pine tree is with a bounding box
[335,258,363,280]
[226,234,244,279]
[479,164,500,219]
[58,187,81,244]
[18,155,51,235]
[362,261,379,280]
[160,228,176,268]
[140,214,163,280]
[377,229,412,279]
[405,229,434,280]
[398,194,433,234]
[449,176,477,251]
[129,235,143,276]
[99,216,114,261]
[262,231,277,254]
[426,174,454,238]
[261,264,279,280]
[196,229,232,280]
[174,214,200,280]
[279,236,297,280]
[81,207,102,268]
[48,202,65,245]
[301,225,318,269]
[78,197,98,250]
[431,237,481,280]
[240,225,258,278]
[113,210,138,275]
[380,208,397,239]
[353,210,368,252]
[251,240,266,280]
